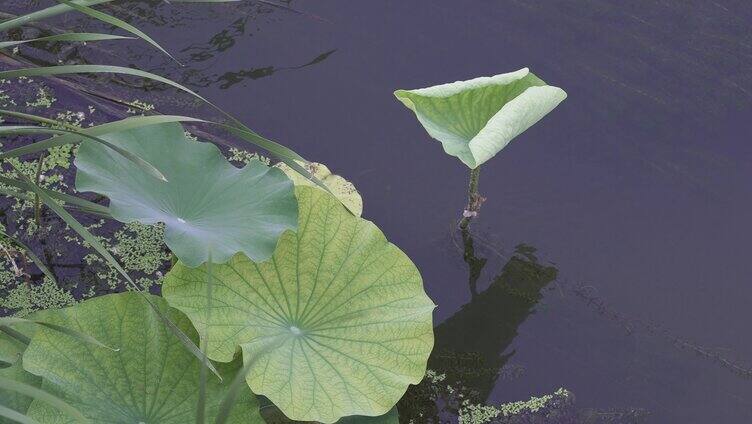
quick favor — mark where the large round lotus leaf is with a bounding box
[394,68,566,169]
[163,186,435,423]
[275,161,363,216]
[20,292,262,424]
[74,122,298,266]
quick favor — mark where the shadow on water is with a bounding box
[398,230,559,422]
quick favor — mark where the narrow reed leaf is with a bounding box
[0,404,39,424]
[7,163,223,380]
[53,0,182,64]
[0,230,57,283]
[0,317,117,351]
[0,125,167,182]
[0,33,132,49]
[0,1,111,32]
[0,377,89,423]
[0,176,110,217]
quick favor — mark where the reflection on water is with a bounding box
[4,0,752,421]
[213,49,336,89]
[398,230,559,422]
[2,0,335,91]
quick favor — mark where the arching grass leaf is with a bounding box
[0,125,166,182]
[0,317,117,352]
[0,405,37,424]
[0,33,132,49]
[21,293,262,424]
[0,175,110,217]
[0,378,88,424]
[0,1,110,32]
[7,162,220,379]
[74,122,298,266]
[275,161,363,216]
[52,0,180,64]
[0,230,57,284]
[0,331,41,423]
[394,68,566,169]
[163,186,435,423]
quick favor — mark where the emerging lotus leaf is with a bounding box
[74,122,298,267]
[163,186,435,423]
[394,68,566,168]
[275,160,363,216]
[20,293,262,423]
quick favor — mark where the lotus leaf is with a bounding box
[275,161,363,216]
[262,405,399,423]
[163,186,435,423]
[394,68,566,168]
[74,122,297,266]
[20,292,262,423]
[0,331,41,422]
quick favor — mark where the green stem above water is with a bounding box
[459,166,483,229]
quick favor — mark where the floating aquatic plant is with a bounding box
[394,68,566,227]
[163,186,435,423]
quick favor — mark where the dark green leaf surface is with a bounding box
[74,122,298,266]
[164,187,435,423]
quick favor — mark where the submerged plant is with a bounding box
[394,68,566,228]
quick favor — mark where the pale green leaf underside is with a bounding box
[74,122,298,266]
[163,186,435,423]
[394,68,566,168]
[21,293,262,423]
[275,161,363,216]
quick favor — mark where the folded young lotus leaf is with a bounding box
[0,331,41,421]
[74,122,298,267]
[20,293,262,424]
[163,186,435,423]
[275,161,363,216]
[394,68,566,169]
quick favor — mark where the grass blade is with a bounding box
[7,163,222,380]
[0,317,117,351]
[0,33,132,49]
[0,124,167,182]
[214,338,284,424]
[0,404,39,424]
[0,230,56,283]
[0,67,308,163]
[0,377,89,423]
[0,65,213,110]
[197,253,213,424]
[0,0,111,33]
[0,113,202,159]
[0,325,31,345]
[0,175,110,217]
[52,0,181,64]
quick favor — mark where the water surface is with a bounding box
[6,1,752,422]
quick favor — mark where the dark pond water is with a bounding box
[5,1,752,422]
